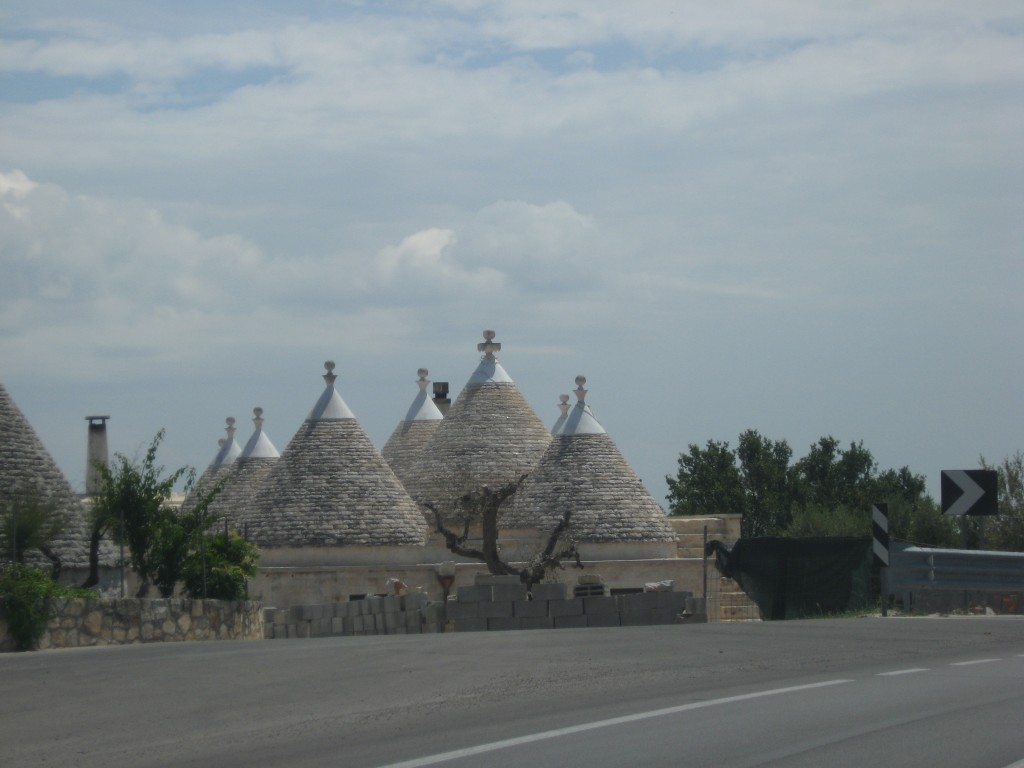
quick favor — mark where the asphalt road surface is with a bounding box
[2,617,1023,767]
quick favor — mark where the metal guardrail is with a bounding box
[887,544,1024,614]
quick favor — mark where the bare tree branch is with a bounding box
[426,473,583,588]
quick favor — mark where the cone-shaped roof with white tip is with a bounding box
[0,381,116,570]
[249,361,426,548]
[182,417,242,513]
[400,330,552,512]
[206,408,279,529]
[501,376,676,543]
[550,394,571,436]
[382,368,443,488]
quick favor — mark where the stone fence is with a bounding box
[448,576,706,631]
[265,592,445,638]
[0,598,264,652]
[267,576,707,638]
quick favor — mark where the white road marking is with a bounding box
[877,668,929,676]
[950,658,1000,666]
[375,679,854,768]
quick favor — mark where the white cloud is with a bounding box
[0,3,1020,503]
[0,172,616,383]
[372,227,505,294]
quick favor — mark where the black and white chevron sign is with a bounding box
[872,503,889,568]
[941,470,998,517]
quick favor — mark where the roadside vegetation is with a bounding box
[89,430,259,599]
[1,430,260,651]
[667,430,1024,551]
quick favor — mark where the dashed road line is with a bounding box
[950,659,1000,666]
[877,668,929,676]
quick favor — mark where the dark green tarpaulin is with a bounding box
[708,537,874,620]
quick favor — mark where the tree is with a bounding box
[150,507,199,598]
[90,430,194,597]
[875,466,958,548]
[980,452,1024,552]
[736,430,795,537]
[0,491,66,579]
[423,474,581,588]
[181,531,259,600]
[793,437,877,512]
[666,430,951,544]
[665,440,746,519]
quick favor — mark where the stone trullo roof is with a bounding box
[0,382,115,570]
[181,417,242,514]
[206,408,279,531]
[248,362,427,548]
[382,368,443,489]
[399,330,552,512]
[500,376,677,543]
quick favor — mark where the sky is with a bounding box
[1,1,1022,506]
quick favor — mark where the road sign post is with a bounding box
[872,503,889,616]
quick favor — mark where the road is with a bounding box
[2,617,1022,767]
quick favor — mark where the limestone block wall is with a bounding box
[254,557,709,608]
[264,592,446,638]
[447,576,706,631]
[0,598,264,652]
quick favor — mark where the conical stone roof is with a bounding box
[182,417,242,514]
[248,362,427,548]
[0,382,113,570]
[501,376,676,543]
[382,368,443,489]
[400,330,552,511]
[207,408,279,531]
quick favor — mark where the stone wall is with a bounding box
[268,577,707,638]
[253,556,710,609]
[447,576,706,631]
[0,597,264,652]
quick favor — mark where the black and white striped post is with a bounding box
[872,503,890,616]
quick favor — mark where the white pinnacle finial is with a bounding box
[478,329,501,360]
[558,394,570,416]
[217,438,226,448]
[252,407,264,427]
[225,417,236,438]
[574,375,588,403]
[323,360,337,387]
[417,368,429,393]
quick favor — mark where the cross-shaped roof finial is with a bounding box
[477,329,501,360]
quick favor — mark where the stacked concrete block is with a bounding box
[263,592,445,639]
[513,599,549,618]
[447,590,485,632]
[257,584,703,641]
[422,602,446,633]
[443,584,702,632]
[530,583,567,601]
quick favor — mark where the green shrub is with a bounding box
[0,564,94,651]
[182,532,259,601]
